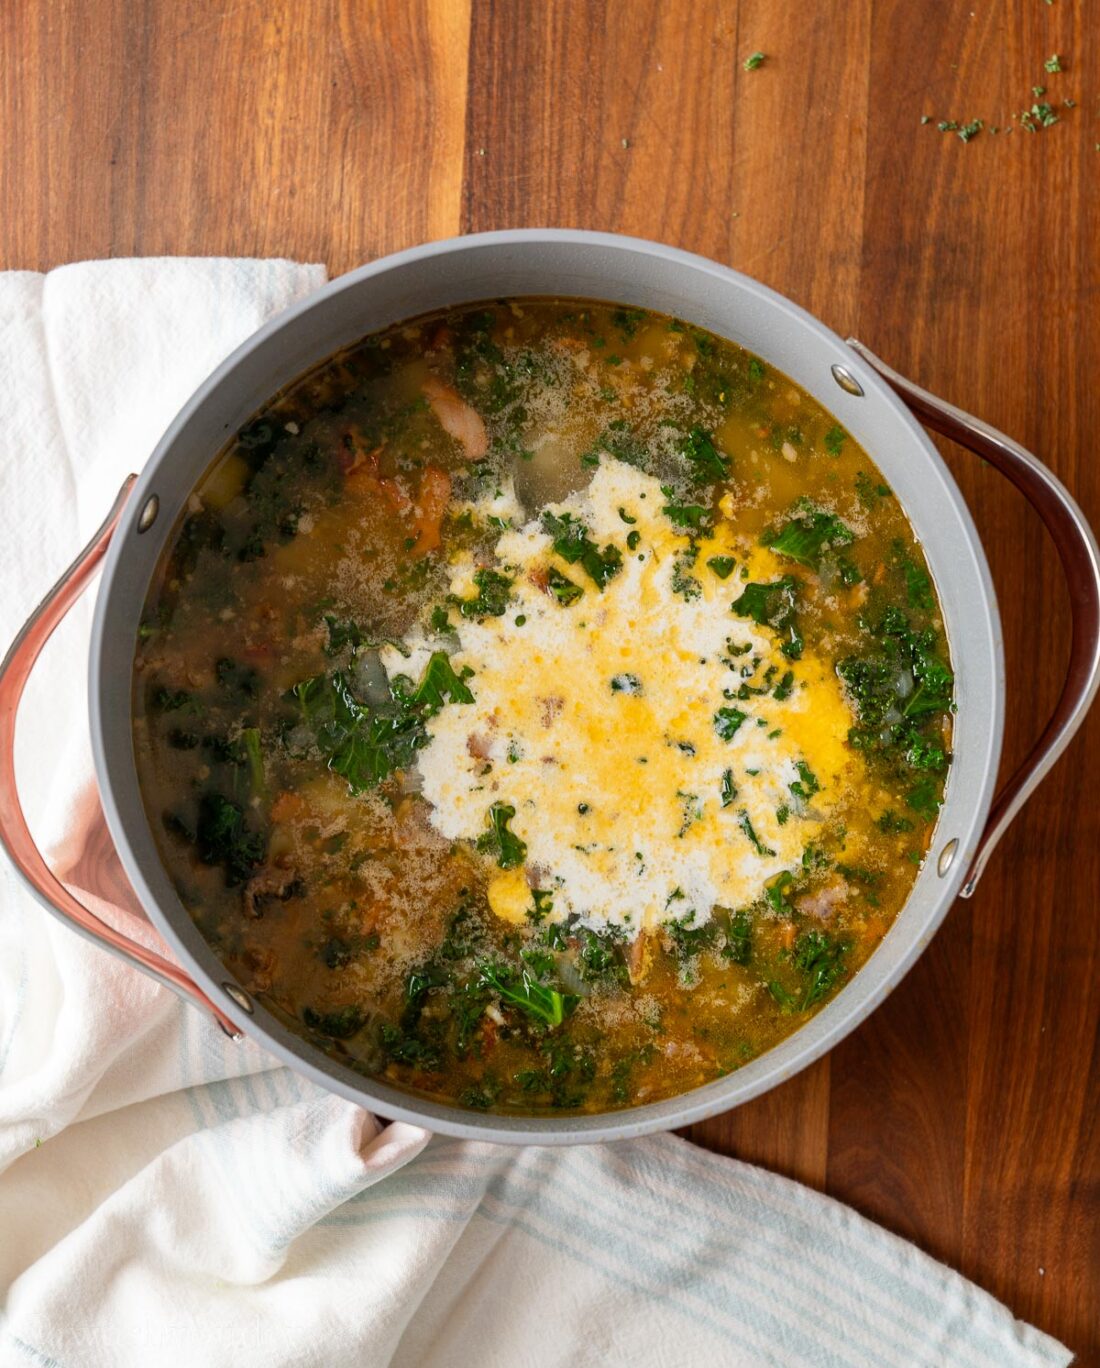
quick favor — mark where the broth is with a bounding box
[132,299,954,1114]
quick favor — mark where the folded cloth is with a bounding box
[0,258,1072,1368]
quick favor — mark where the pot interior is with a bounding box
[90,231,1003,1143]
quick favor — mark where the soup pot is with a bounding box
[2,230,1098,1144]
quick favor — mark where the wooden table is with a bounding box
[3,0,1096,1357]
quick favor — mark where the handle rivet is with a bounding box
[136,495,159,533]
[830,363,864,396]
[937,838,959,877]
[223,982,254,1014]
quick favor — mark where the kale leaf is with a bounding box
[194,792,266,886]
[680,426,730,483]
[761,509,854,569]
[731,577,804,660]
[476,962,578,1028]
[714,706,748,740]
[476,802,527,869]
[836,605,953,797]
[453,568,514,619]
[768,929,851,1012]
[290,650,473,794]
[302,1004,366,1040]
[547,566,583,606]
[542,511,623,590]
[660,485,711,532]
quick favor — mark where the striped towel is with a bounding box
[0,258,1072,1368]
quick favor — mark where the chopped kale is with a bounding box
[576,928,628,985]
[579,419,649,471]
[721,909,753,965]
[529,889,555,922]
[399,651,475,714]
[731,577,803,660]
[671,549,702,600]
[738,809,775,857]
[215,657,260,699]
[714,706,748,740]
[680,426,730,483]
[477,802,527,869]
[764,869,794,914]
[150,685,199,714]
[906,777,943,820]
[323,616,365,656]
[403,963,449,1028]
[611,673,643,695]
[319,935,362,970]
[477,962,577,1028]
[891,540,934,611]
[542,511,623,589]
[769,929,852,1012]
[611,307,646,338]
[761,509,854,569]
[194,792,266,886]
[547,566,583,606]
[665,911,718,958]
[837,606,953,792]
[789,760,820,803]
[302,1004,366,1040]
[837,556,863,587]
[660,485,711,531]
[379,1023,441,1069]
[453,567,514,618]
[458,1082,500,1110]
[290,650,472,793]
[854,471,891,508]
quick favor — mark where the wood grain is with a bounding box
[0,0,1096,1358]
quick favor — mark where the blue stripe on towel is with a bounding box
[328,1138,1067,1368]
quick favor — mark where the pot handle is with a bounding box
[0,477,242,1038]
[847,340,1100,896]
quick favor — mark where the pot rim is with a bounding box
[89,229,1003,1144]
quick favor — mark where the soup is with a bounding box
[132,299,954,1114]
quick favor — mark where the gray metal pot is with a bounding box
[3,230,1097,1144]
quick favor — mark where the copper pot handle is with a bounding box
[847,340,1100,896]
[0,476,242,1038]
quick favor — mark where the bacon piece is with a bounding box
[337,427,383,476]
[628,931,652,985]
[798,880,849,920]
[410,466,452,554]
[242,866,301,919]
[467,732,492,761]
[425,323,453,353]
[270,790,305,823]
[344,466,412,514]
[422,375,489,458]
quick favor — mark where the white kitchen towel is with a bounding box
[0,258,1073,1368]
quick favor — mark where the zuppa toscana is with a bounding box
[132,299,954,1114]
